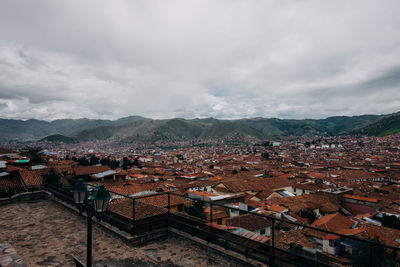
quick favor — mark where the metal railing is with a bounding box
[44,183,400,267]
[0,185,43,199]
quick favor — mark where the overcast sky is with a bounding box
[0,1,400,121]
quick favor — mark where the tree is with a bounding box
[261,152,270,160]
[122,157,130,170]
[78,157,90,166]
[108,159,120,169]
[89,154,99,165]
[289,243,303,255]
[351,236,395,267]
[132,158,141,168]
[20,146,43,163]
[299,208,317,224]
[185,200,206,219]
[43,169,61,187]
[100,157,110,166]
[262,141,271,147]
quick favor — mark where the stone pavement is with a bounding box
[0,200,243,266]
[0,243,26,267]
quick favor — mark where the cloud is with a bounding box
[0,0,399,121]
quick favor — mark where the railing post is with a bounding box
[209,202,213,231]
[87,211,93,267]
[271,218,275,266]
[368,242,373,267]
[207,202,213,243]
[167,192,170,225]
[131,198,135,235]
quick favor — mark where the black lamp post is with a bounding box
[71,180,111,267]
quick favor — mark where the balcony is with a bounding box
[39,184,400,266]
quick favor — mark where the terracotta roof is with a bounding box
[323,234,340,240]
[108,198,166,220]
[311,213,354,232]
[226,214,271,231]
[137,193,189,208]
[342,194,379,203]
[269,194,339,214]
[355,223,400,247]
[255,190,274,200]
[74,165,110,176]
[205,209,228,220]
[268,204,287,213]
[214,176,292,194]
[274,230,317,250]
[19,169,45,188]
[0,173,22,190]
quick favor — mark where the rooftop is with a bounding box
[0,200,243,266]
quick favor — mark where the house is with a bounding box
[311,212,355,233]
[341,194,380,215]
[137,193,189,213]
[322,234,340,256]
[226,214,272,236]
[91,170,117,181]
[74,165,110,180]
[274,230,318,257]
[266,204,288,218]
[204,206,229,225]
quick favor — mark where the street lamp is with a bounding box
[71,180,112,267]
[71,179,87,205]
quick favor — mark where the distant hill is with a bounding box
[41,134,75,144]
[0,115,150,141]
[356,114,400,136]
[0,112,399,141]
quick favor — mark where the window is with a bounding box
[293,188,296,192]
[178,204,184,212]
[303,189,306,194]
[329,240,338,247]
[217,218,222,224]
[260,229,266,235]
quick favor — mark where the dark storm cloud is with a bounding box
[361,67,400,90]
[0,0,399,120]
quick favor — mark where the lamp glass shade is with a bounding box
[94,199,109,213]
[89,185,111,213]
[73,191,87,204]
[70,179,87,204]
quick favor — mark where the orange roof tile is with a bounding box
[311,213,354,232]
[343,194,379,203]
[268,204,287,213]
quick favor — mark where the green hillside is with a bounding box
[357,114,400,136]
[1,111,399,141]
[41,134,75,144]
[200,121,265,139]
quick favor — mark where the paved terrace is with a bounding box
[0,200,242,267]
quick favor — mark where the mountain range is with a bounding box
[1,112,399,142]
